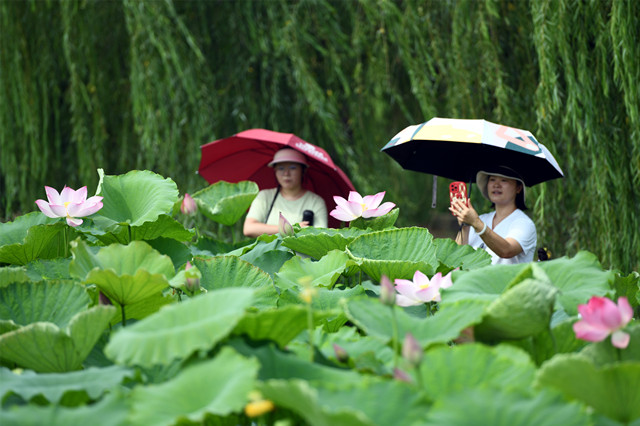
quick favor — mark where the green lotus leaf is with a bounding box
[230,339,363,384]
[95,169,179,227]
[418,344,536,399]
[0,281,91,329]
[74,241,174,307]
[536,251,615,315]
[474,265,558,342]
[0,305,116,372]
[192,180,259,226]
[579,324,640,366]
[424,387,589,426]
[108,293,175,326]
[0,212,67,265]
[614,271,640,309]
[281,226,368,260]
[147,237,193,269]
[345,227,439,281]
[237,235,292,273]
[25,258,72,280]
[129,347,258,425]
[0,266,29,288]
[344,297,489,348]
[279,286,364,332]
[275,250,353,290]
[0,365,134,404]
[441,263,527,304]
[233,304,336,348]
[105,288,254,367]
[84,214,194,245]
[317,326,394,373]
[535,354,640,424]
[512,316,586,365]
[0,391,129,426]
[349,208,400,231]
[193,255,278,310]
[433,237,492,272]
[68,238,101,280]
[259,377,426,426]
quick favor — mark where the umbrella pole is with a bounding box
[431,176,437,208]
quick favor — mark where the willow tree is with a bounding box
[1,0,638,272]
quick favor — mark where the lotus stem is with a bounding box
[121,305,127,327]
[307,303,314,362]
[390,306,399,368]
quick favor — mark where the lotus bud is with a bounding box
[402,332,423,367]
[244,399,275,417]
[333,343,349,363]
[393,368,412,383]
[184,261,200,292]
[98,291,112,306]
[379,275,396,306]
[180,193,197,215]
[278,212,294,237]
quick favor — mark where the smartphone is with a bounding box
[302,210,314,226]
[449,181,468,214]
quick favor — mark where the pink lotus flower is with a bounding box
[180,193,197,215]
[394,270,453,307]
[35,186,103,227]
[329,191,395,222]
[379,275,396,306]
[573,296,633,349]
[402,332,423,367]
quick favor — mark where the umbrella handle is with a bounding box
[431,176,437,208]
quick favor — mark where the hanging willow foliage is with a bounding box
[0,0,638,272]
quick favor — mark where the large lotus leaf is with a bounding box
[233,304,336,348]
[147,237,193,269]
[317,326,394,372]
[279,286,364,332]
[108,293,175,326]
[614,271,640,309]
[25,258,72,280]
[344,297,489,348]
[68,239,102,280]
[512,316,586,365]
[345,227,438,281]
[95,169,179,227]
[474,266,559,342]
[0,391,129,426]
[129,347,259,425]
[0,365,134,404]
[535,251,615,315]
[0,281,90,329]
[237,235,293,272]
[349,207,400,231]
[535,354,640,423]
[260,377,426,426]
[418,344,536,399]
[81,241,174,306]
[281,227,368,260]
[193,255,278,310]
[0,266,29,288]
[424,387,589,426]
[0,305,116,372]
[275,250,354,290]
[441,263,528,304]
[105,288,254,367]
[579,324,640,366]
[433,237,492,271]
[191,180,259,226]
[0,212,67,265]
[230,339,363,384]
[84,214,194,245]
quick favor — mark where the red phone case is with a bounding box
[449,182,468,214]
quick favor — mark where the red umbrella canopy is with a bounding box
[198,128,355,228]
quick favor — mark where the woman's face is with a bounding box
[274,161,304,189]
[487,175,521,206]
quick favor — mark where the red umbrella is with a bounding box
[198,128,355,228]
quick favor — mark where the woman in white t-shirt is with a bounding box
[449,167,537,264]
[243,148,328,238]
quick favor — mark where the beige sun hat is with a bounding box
[268,148,309,167]
[476,166,526,204]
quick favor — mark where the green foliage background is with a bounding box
[1,0,638,272]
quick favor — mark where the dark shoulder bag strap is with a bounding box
[265,186,280,223]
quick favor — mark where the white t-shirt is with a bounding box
[246,188,328,228]
[468,209,537,264]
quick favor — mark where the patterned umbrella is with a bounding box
[381,117,564,186]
